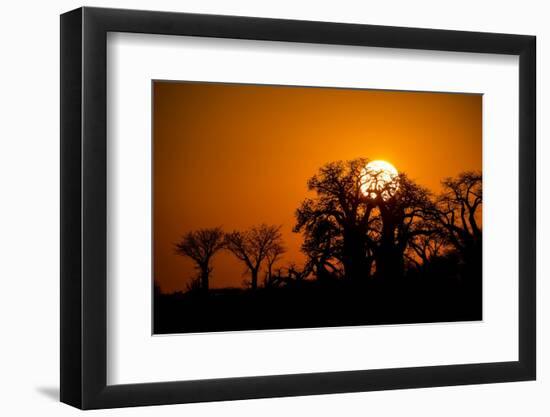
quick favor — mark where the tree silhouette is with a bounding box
[405,228,446,271]
[295,159,434,281]
[174,227,225,291]
[300,217,343,281]
[432,171,482,277]
[225,224,284,290]
[369,174,434,279]
[264,240,286,288]
[295,159,374,281]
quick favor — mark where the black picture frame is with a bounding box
[60,6,536,410]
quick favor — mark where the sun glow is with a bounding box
[360,160,399,200]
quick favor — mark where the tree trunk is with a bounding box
[266,263,274,287]
[250,269,258,290]
[200,267,209,291]
[375,246,404,279]
[375,215,404,279]
[342,228,369,281]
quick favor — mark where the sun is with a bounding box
[360,160,399,200]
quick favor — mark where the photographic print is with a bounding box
[153,81,482,334]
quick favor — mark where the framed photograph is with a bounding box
[60,6,536,409]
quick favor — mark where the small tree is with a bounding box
[225,224,284,290]
[174,227,225,291]
[264,241,286,288]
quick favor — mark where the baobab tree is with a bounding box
[174,227,225,291]
[225,224,284,290]
[432,171,482,276]
[369,173,434,279]
[294,158,374,281]
[295,158,433,281]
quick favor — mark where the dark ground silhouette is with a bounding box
[154,273,481,334]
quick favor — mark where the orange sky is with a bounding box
[153,81,482,293]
